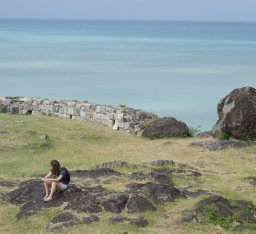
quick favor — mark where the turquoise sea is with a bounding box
[0,19,256,130]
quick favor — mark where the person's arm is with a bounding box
[44,175,63,182]
[41,171,52,181]
[45,171,52,179]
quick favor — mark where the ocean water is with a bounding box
[0,19,256,130]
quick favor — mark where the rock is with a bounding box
[130,216,149,227]
[197,195,233,217]
[149,172,171,184]
[196,195,256,229]
[71,168,121,179]
[110,215,130,224]
[212,87,256,140]
[197,131,212,138]
[112,124,119,131]
[126,195,156,213]
[51,212,79,224]
[0,181,17,188]
[97,193,129,213]
[64,194,103,213]
[39,134,48,140]
[2,180,95,218]
[190,139,255,151]
[80,134,86,140]
[83,215,100,224]
[47,212,80,231]
[146,160,175,167]
[127,171,171,183]
[0,130,8,134]
[95,161,131,169]
[126,182,148,191]
[239,211,256,224]
[182,189,210,198]
[142,117,189,139]
[142,183,182,203]
[126,182,182,203]
[128,172,148,180]
[180,211,198,223]
[163,141,172,146]
[247,177,256,186]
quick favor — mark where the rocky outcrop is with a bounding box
[196,195,256,227]
[197,131,212,138]
[0,160,207,231]
[178,195,256,230]
[126,195,156,213]
[212,87,256,140]
[190,139,255,151]
[142,117,189,139]
[0,96,156,135]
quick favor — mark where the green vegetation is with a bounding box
[118,104,127,108]
[203,208,234,229]
[201,201,256,231]
[218,131,230,140]
[142,113,159,129]
[0,106,8,113]
[1,113,256,233]
[188,125,202,137]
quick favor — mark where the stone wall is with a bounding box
[0,96,157,135]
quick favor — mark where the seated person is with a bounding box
[42,160,70,201]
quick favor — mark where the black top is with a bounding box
[59,167,70,185]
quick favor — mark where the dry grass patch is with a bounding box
[1,113,256,233]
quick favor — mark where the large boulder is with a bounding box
[212,87,256,140]
[142,117,189,139]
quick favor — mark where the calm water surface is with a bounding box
[0,19,256,130]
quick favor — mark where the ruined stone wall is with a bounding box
[0,96,156,135]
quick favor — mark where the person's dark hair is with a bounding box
[50,160,61,176]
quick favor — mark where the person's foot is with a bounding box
[43,195,49,200]
[44,196,53,202]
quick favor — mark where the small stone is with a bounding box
[110,215,130,224]
[83,215,100,224]
[112,124,119,131]
[80,135,86,140]
[197,131,212,138]
[39,134,48,140]
[180,211,198,223]
[130,216,149,227]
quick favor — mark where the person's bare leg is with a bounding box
[43,181,51,200]
[44,182,60,201]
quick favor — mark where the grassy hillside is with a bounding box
[1,113,256,234]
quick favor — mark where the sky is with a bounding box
[0,0,256,22]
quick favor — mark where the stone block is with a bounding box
[96,106,101,113]
[3,99,11,106]
[117,114,124,122]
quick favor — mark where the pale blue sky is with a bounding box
[0,0,256,22]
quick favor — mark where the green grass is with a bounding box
[1,113,256,233]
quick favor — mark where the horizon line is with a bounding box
[0,17,256,24]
